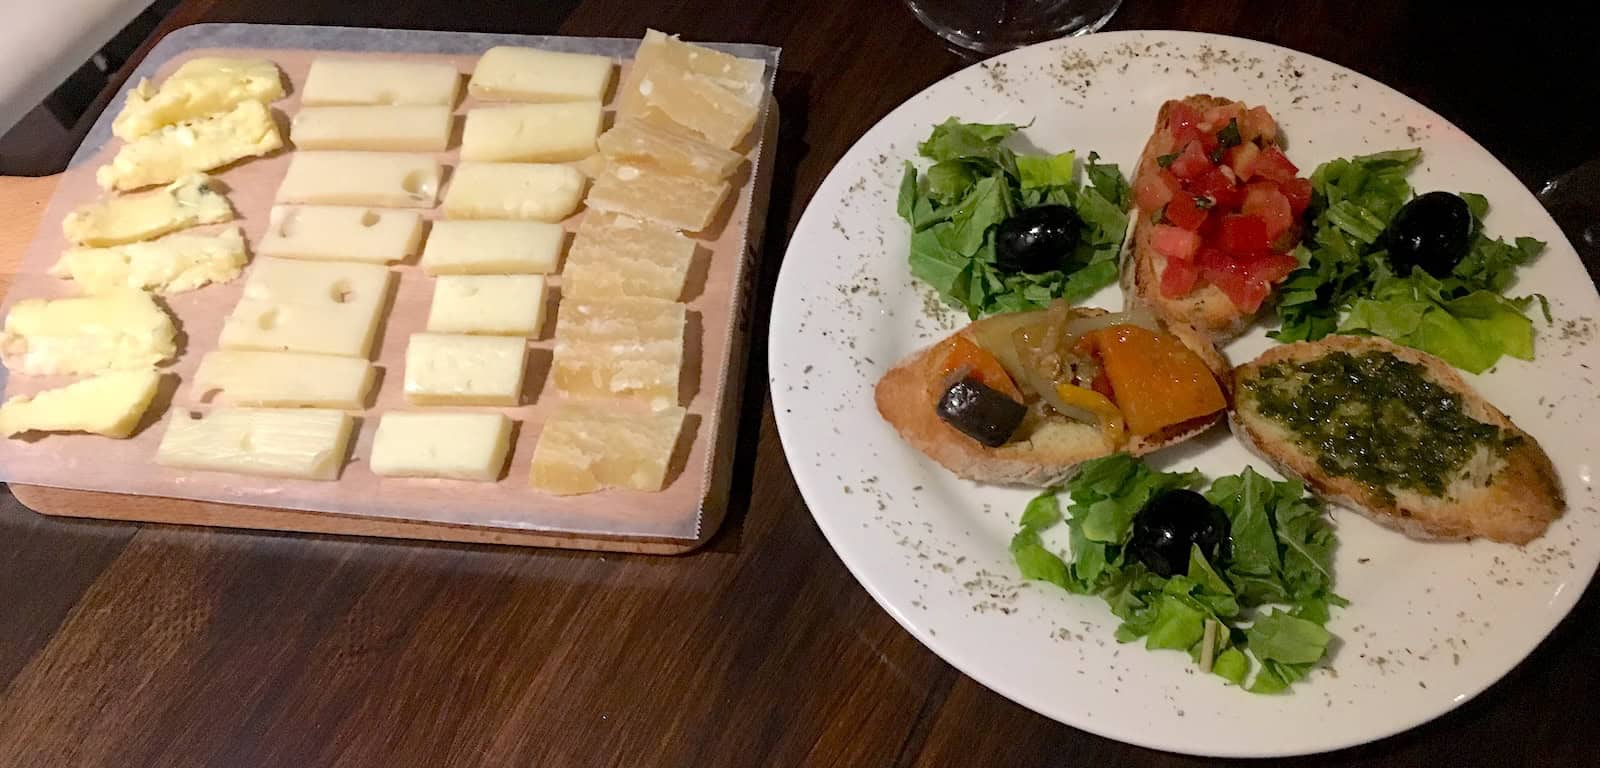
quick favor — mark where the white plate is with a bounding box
[770,30,1600,758]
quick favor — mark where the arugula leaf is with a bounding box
[1010,528,1071,588]
[1247,611,1332,665]
[1213,647,1249,684]
[1084,151,1130,210]
[1020,491,1062,529]
[896,161,918,222]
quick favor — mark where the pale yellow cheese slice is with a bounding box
[257,206,423,264]
[616,30,765,148]
[528,400,686,494]
[564,211,696,301]
[62,174,233,247]
[97,100,284,191]
[419,220,565,275]
[441,163,586,222]
[290,105,454,151]
[0,289,176,375]
[596,116,744,180]
[275,151,442,208]
[468,47,615,102]
[50,226,248,295]
[0,370,163,439]
[301,59,461,107]
[192,350,375,408]
[617,30,765,115]
[369,412,513,481]
[403,333,528,406]
[112,57,285,140]
[155,407,354,480]
[218,258,393,358]
[460,102,603,162]
[552,297,685,408]
[426,275,548,337]
[584,159,731,233]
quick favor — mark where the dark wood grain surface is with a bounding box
[3,2,1599,766]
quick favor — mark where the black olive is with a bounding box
[1383,191,1475,278]
[1126,489,1230,578]
[994,205,1082,274]
[936,376,1025,447]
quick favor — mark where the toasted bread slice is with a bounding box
[1231,336,1564,544]
[875,308,1229,487]
[1122,94,1271,341]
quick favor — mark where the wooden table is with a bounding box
[2,3,1598,765]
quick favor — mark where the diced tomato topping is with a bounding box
[1242,106,1278,144]
[1160,256,1201,299]
[1241,182,1293,239]
[1203,268,1271,313]
[1168,101,1203,133]
[1253,145,1299,184]
[1202,102,1245,132]
[1216,214,1272,254]
[1246,252,1302,284]
[1280,177,1314,216]
[1190,167,1243,209]
[1169,140,1213,180]
[1163,192,1209,230]
[1152,224,1201,261]
[1134,168,1183,211]
[1224,141,1261,181]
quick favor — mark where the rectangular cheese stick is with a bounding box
[468,47,615,102]
[403,333,528,406]
[291,105,453,151]
[156,407,354,480]
[0,370,163,439]
[419,220,565,275]
[258,206,423,264]
[528,401,687,494]
[460,103,603,162]
[192,350,376,408]
[584,160,731,233]
[275,152,442,208]
[441,162,586,222]
[369,412,513,481]
[218,258,393,358]
[552,297,686,409]
[0,289,177,375]
[596,117,744,180]
[301,59,461,106]
[97,100,283,191]
[50,227,248,295]
[62,174,233,247]
[426,275,548,336]
[564,211,696,301]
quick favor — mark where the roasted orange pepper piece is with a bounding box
[1083,325,1225,436]
[939,335,1023,402]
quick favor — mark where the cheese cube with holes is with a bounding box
[301,59,461,107]
[0,289,176,375]
[62,174,233,247]
[258,206,422,264]
[427,275,547,336]
[51,227,248,295]
[419,220,564,275]
[564,211,696,301]
[460,102,604,162]
[290,105,453,151]
[156,407,354,480]
[468,47,614,102]
[0,370,164,439]
[528,400,686,494]
[441,163,585,222]
[218,259,393,358]
[276,152,441,208]
[596,117,743,180]
[553,297,685,408]
[192,350,375,408]
[97,100,283,191]
[113,57,285,140]
[585,160,730,233]
[616,30,765,148]
[403,333,527,406]
[369,412,513,481]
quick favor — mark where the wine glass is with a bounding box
[904,0,1124,56]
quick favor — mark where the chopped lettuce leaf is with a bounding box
[1246,610,1332,665]
[1017,150,1076,190]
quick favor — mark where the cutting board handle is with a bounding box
[0,174,60,299]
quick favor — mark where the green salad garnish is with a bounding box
[1011,455,1345,693]
[897,118,1131,319]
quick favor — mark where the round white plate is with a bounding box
[770,30,1600,757]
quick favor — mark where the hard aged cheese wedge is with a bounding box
[442,163,586,222]
[369,412,513,481]
[290,105,453,151]
[275,152,442,208]
[218,258,393,358]
[563,211,697,301]
[426,275,548,337]
[0,289,176,375]
[596,116,744,181]
[258,206,423,264]
[617,30,766,148]
[467,47,615,103]
[300,59,461,107]
[1231,335,1564,545]
[584,159,731,233]
[97,100,283,191]
[0,370,163,438]
[552,297,686,409]
[460,102,604,163]
[403,333,528,406]
[419,220,565,275]
[155,407,354,480]
[51,226,248,295]
[192,350,375,408]
[529,400,687,495]
[112,57,284,140]
[62,174,233,247]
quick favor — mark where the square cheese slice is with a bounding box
[156,407,354,481]
[564,211,696,301]
[112,57,285,140]
[369,412,513,481]
[275,152,442,208]
[258,206,422,264]
[218,258,393,358]
[0,289,176,375]
[403,333,527,406]
[460,103,603,163]
[528,401,686,495]
[552,297,685,408]
[51,226,248,295]
[427,275,548,337]
[62,174,233,247]
[192,350,375,408]
[419,220,564,275]
[0,370,163,439]
[301,59,461,107]
[617,30,765,148]
[291,105,453,151]
[442,163,586,222]
[585,160,731,233]
[596,116,743,180]
[468,47,615,102]
[97,99,283,191]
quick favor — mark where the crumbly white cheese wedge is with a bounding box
[419,220,565,275]
[427,275,548,336]
[218,258,393,358]
[192,350,375,408]
[564,211,697,301]
[441,162,586,222]
[552,297,685,408]
[0,289,176,375]
[617,30,765,148]
[596,116,743,180]
[61,174,234,247]
[97,100,284,191]
[369,411,513,481]
[585,159,731,233]
[0,370,163,439]
[468,47,615,102]
[112,57,285,140]
[50,226,248,295]
[301,58,461,107]
[290,105,454,151]
[460,102,603,163]
[257,206,422,264]
[528,400,686,494]
[275,152,442,208]
[155,407,354,480]
[403,333,527,406]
